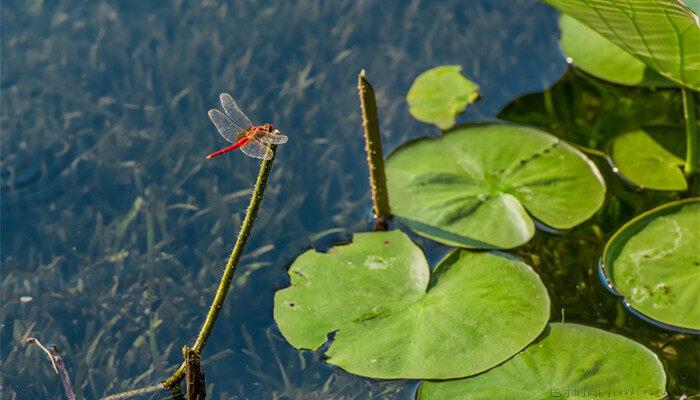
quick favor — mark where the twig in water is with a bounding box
[26,337,76,400]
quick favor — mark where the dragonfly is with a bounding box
[206,93,288,160]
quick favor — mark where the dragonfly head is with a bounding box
[265,123,275,131]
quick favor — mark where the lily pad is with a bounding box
[274,230,550,379]
[385,124,606,249]
[406,65,479,130]
[601,198,700,331]
[418,323,667,400]
[608,128,687,191]
[544,0,700,90]
[559,15,672,87]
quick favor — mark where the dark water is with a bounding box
[2,1,696,399]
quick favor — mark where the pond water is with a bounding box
[1,1,697,399]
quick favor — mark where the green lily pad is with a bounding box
[406,65,479,130]
[602,198,700,331]
[559,15,672,87]
[609,128,687,191]
[544,0,700,90]
[418,323,667,400]
[385,124,606,249]
[274,230,550,379]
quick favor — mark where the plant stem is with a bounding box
[162,147,277,388]
[682,87,698,178]
[358,70,391,230]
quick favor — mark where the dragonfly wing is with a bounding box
[208,109,244,142]
[220,93,254,130]
[240,139,273,160]
[256,130,289,145]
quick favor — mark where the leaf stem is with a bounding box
[682,87,698,178]
[358,70,391,229]
[162,147,277,388]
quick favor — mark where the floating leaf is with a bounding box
[601,198,700,331]
[406,65,479,129]
[418,323,667,400]
[609,128,687,191]
[274,230,550,379]
[559,15,672,87]
[544,0,700,90]
[385,124,606,249]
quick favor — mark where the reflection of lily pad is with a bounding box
[602,199,700,331]
[559,15,672,87]
[385,124,606,249]
[609,128,687,191]
[274,230,550,379]
[418,323,667,400]
[406,65,479,129]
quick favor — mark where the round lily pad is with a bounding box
[274,230,550,379]
[406,65,479,130]
[608,128,687,191]
[601,198,700,331]
[418,323,667,400]
[385,124,606,249]
[559,15,672,87]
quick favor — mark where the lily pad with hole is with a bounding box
[385,124,606,249]
[406,65,479,130]
[559,15,672,87]
[418,323,667,400]
[274,230,550,379]
[601,198,700,331]
[608,127,687,191]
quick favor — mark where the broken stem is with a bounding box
[162,146,277,388]
[682,87,698,178]
[26,338,76,400]
[358,70,391,229]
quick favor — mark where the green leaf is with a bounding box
[418,323,667,400]
[544,0,700,90]
[385,124,606,249]
[559,15,672,87]
[602,198,700,331]
[274,230,550,379]
[609,127,687,191]
[406,65,479,130]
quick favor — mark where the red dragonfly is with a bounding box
[206,93,288,160]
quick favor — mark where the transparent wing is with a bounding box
[208,109,246,143]
[240,138,273,160]
[220,93,253,130]
[256,130,289,145]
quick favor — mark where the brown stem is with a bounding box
[26,338,76,400]
[358,70,391,229]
